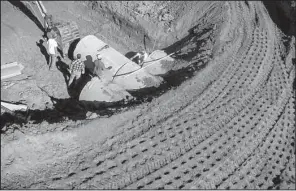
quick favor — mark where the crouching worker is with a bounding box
[130,51,148,66]
[68,54,85,87]
[94,53,112,80]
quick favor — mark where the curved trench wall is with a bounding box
[1,1,295,190]
[87,1,224,52]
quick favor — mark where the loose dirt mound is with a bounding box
[1,1,295,190]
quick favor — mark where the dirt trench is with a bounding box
[1,1,215,140]
[1,1,296,190]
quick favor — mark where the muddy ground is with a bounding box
[1,1,296,189]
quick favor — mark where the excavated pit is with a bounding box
[1,1,215,133]
[1,1,295,190]
[0,46,208,132]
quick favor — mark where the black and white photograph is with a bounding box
[1,1,295,190]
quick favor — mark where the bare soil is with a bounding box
[1,1,213,141]
[1,1,295,190]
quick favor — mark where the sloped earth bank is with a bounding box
[1,1,295,190]
[0,1,211,140]
[1,1,212,142]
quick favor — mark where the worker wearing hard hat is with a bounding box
[130,51,148,66]
[94,53,112,79]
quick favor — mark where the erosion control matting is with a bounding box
[1,1,295,190]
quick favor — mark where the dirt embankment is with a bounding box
[263,1,296,36]
[1,1,295,190]
[1,1,216,141]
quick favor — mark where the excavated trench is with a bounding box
[1,3,215,132]
[1,1,295,190]
[0,62,206,131]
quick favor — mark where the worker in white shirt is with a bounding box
[46,32,58,70]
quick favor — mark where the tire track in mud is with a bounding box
[1,1,295,189]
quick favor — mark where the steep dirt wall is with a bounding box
[90,1,224,51]
[263,1,296,36]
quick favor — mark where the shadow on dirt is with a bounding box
[0,61,207,133]
[163,26,212,61]
[36,39,50,65]
[0,96,142,133]
[56,56,71,86]
[67,72,93,99]
[128,61,207,100]
[1,24,213,133]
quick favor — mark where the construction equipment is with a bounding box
[33,1,80,57]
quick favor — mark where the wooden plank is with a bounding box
[1,62,25,80]
[1,101,27,111]
[1,62,18,69]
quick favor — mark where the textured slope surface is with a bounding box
[1,1,295,189]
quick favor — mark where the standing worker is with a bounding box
[130,51,148,66]
[46,32,58,70]
[68,54,85,87]
[94,53,112,79]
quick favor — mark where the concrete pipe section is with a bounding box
[74,35,164,102]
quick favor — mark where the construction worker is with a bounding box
[68,54,85,87]
[130,51,148,66]
[94,53,112,79]
[46,32,58,70]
